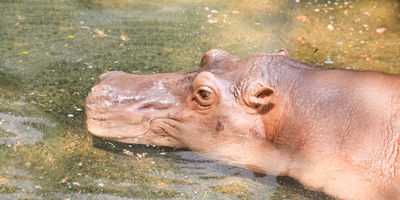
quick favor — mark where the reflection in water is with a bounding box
[0,0,399,199]
[0,112,48,145]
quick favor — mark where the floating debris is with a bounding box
[210,9,218,14]
[296,15,308,23]
[21,51,30,55]
[136,152,148,159]
[16,14,26,20]
[119,32,129,41]
[327,24,334,31]
[60,177,69,183]
[324,56,334,64]
[93,28,108,38]
[67,35,75,39]
[207,18,218,24]
[122,149,134,157]
[376,27,387,34]
[80,25,91,31]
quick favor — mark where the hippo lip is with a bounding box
[87,115,184,146]
[87,118,149,138]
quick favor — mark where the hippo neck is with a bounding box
[261,59,347,145]
[258,60,400,198]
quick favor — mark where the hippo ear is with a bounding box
[245,83,274,114]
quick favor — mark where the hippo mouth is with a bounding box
[87,112,186,148]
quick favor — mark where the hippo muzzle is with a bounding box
[86,70,197,148]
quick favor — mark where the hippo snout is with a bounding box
[85,71,194,147]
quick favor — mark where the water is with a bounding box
[0,0,399,199]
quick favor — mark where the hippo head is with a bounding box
[86,49,289,149]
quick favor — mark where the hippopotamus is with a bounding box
[86,49,400,200]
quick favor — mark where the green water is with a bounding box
[0,0,399,199]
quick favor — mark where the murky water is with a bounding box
[0,0,399,199]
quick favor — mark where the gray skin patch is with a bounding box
[0,113,48,145]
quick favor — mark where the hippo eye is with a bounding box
[193,86,215,107]
[198,90,210,99]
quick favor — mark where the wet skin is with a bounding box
[86,49,400,200]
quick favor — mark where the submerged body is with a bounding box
[86,49,400,199]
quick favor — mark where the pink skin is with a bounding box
[86,49,400,200]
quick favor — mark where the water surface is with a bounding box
[0,0,399,199]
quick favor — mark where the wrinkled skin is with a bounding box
[86,49,400,200]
